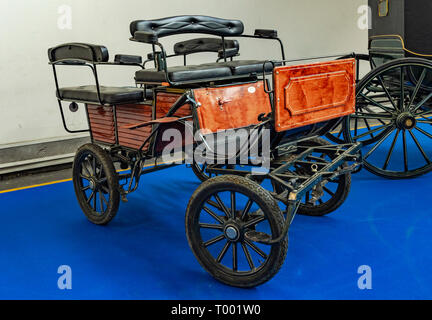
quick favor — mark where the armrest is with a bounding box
[218,47,240,60]
[133,31,158,44]
[254,29,278,38]
[114,54,143,65]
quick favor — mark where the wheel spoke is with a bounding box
[409,130,432,164]
[363,127,394,159]
[245,239,268,258]
[99,191,105,213]
[383,129,400,170]
[244,215,266,229]
[400,66,405,111]
[100,192,108,206]
[363,118,375,140]
[199,223,224,230]
[204,234,225,248]
[322,186,335,197]
[240,199,253,220]
[407,69,427,111]
[81,186,90,192]
[359,93,395,115]
[203,206,225,224]
[206,199,223,211]
[412,92,432,113]
[241,242,255,270]
[403,130,408,172]
[82,161,92,177]
[232,243,238,272]
[415,126,432,139]
[80,174,90,181]
[214,194,232,219]
[93,191,97,211]
[353,123,393,141]
[376,75,398,111]
[231,192,236,218]
[216,241,231,263]
[86,190,95,204]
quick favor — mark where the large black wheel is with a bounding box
[345,58,432,179]
[186,175,288,288]
[73,143,120,225]
[272,137,351,217]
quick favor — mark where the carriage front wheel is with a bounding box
[186,175,288,288]
[72,143,120,225]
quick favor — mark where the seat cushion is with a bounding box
[57,85,144,104]
[224,60,279,75]
[135,64,232,83]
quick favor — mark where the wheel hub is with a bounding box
[396,113,416,130]
[89,178,97,190]
[224,225,240,242]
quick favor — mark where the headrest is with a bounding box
[130,15,244,39]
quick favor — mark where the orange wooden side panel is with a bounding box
[156,92,192,119]
[193,82,271,133]
[116,104,153,150]
[273,58,356,132]
[87,105,115,144]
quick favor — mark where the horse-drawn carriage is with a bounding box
[328,0,432,179]
[49,15,363,287]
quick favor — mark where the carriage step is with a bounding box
[244,231,272,243]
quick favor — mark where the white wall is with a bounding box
[0,0,367,147]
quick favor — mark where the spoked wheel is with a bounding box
[272,138,351,217]
[186,175,288,288]
[345,58,432,179]
[73,143,120,225]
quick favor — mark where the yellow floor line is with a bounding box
[0,159,182,195]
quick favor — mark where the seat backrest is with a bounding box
[173,38,239,56]
[48,43,109,63]
[130,15,244,39]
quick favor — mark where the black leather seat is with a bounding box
[135,60,279,84]
[135,63,232,83]
[57,85,145,104]
[225,60,279,75]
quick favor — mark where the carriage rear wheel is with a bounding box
[344,58,432,179]
[186,175,288,288]
[73,143,120,225]
[272,137,351,217]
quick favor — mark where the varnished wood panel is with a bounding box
[193,82,271,133]
[87,105,115,144]
[273,58,356,132]
[156,92,192,118]
[116,104,153,150]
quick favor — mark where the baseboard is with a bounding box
[0,137,90,175]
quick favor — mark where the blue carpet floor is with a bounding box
[0,134,431,299]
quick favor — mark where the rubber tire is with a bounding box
[186,175,288,288]
[273,137,351,217]
[73,143,120,225]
